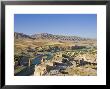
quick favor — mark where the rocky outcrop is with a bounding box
[34,64,47,76]
[34,58,47,76]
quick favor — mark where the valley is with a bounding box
[14,32,97,76]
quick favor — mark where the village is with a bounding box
[14,44,97,76]
[13,13,97,76]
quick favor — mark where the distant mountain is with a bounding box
[31,33,53,38]
[14,32,94,41]
[31,33,91,41]
[14,32,35,39]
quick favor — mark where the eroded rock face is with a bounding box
[34,58,47,76]
[34,64,47,76]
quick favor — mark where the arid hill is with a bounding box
[15,32,96,41]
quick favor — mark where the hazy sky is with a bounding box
[14,14,97,38]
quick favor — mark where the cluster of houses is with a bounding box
[14,44,96,76]
[33,53,97,76]
[33,56,78,76]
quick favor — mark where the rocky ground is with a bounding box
[14,32,97,76]
[33,50,97,76]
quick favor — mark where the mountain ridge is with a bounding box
[14,32,96,41]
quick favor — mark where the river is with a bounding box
[32,53,53,65]
[15,53,53,76]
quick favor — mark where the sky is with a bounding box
[14,14,97,38]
